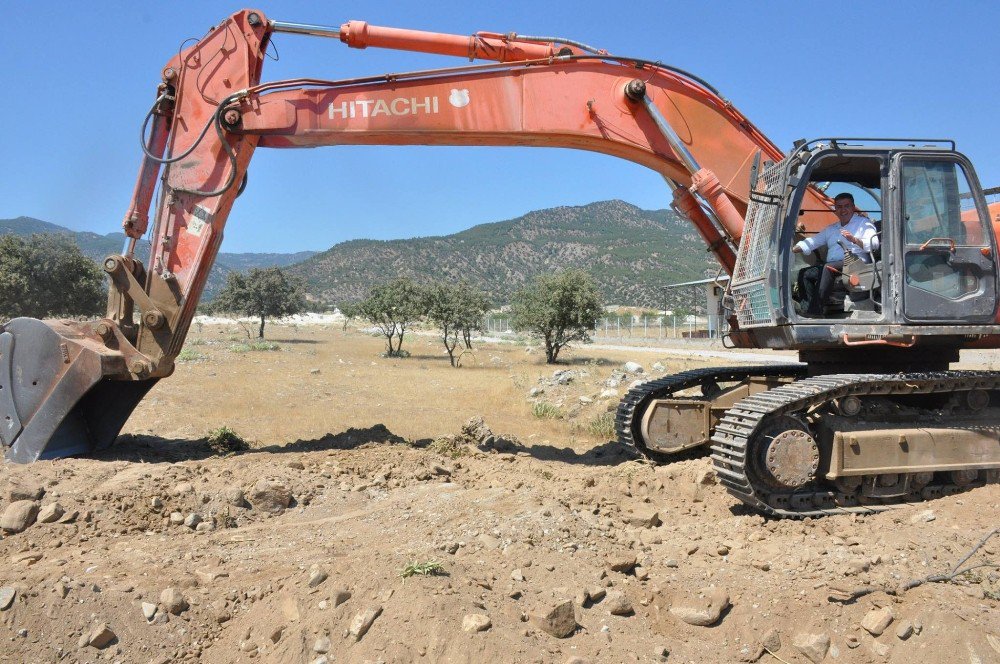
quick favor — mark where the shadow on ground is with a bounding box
[92,425,640,468]
[518,439,638,467]
[93,424,424,464]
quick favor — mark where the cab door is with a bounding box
[896,156,997,322]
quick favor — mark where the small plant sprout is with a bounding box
[399,559,445,581]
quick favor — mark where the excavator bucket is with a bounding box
[0,317,155,464]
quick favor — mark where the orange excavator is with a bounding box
[3,10,998,517]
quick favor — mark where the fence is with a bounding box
[483,315,727,340]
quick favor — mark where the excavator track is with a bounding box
[711,371,1000,518]
[615,364,807,460]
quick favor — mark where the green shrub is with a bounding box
[206,426,249,455]
[400,560,444,579]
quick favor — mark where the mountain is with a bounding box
[288,200,717,309]
[3,202,720,309]
[0,217,318,297]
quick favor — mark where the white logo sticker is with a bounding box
[187,217,205,237]
[329,96,439,119]
[448,89,470,108]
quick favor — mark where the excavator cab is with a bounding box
[726,138,999,357]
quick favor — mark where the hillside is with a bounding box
[3,202,718,308]
[0,217,317,297]
[289,200,716,308]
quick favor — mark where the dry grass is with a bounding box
[531,402,562,419]
[586,412,617,439]
[128,323,702,452]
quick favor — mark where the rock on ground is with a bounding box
[862,607,894,636]
[608,553,637,573]
[249,479,292,514]
[141,602,157,620]
[462,613,492,632]
[668,587,730,626]
[530,600,577,638]
[625,507,660,528]
[792,632,830,663]
[37,503,65,523]
[86,623,116,649]
[349,606,383,641]
[0,500,39,533]
[461,416,520,451]
[761,628,781,653]
[605,590,633,616]
[160,587,188,615]
[7,482,44,502]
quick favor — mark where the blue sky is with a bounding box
[2,1,997,253]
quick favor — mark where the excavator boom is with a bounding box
[3,9,786,463]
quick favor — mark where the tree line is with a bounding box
[0,234,605,365]
[0,234,106,321]
[343,278,490,367]
[347,269,603,365]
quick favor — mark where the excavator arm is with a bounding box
[1,9,796,462]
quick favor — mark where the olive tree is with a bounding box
[356,277,425,357]
[212,267,306,338]
[510,269,603,364]
[425,281,490,366]
[455,280,490,350]
[0,234,105,321]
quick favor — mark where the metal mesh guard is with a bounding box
[727,156,788,327]
[729,282,775,328]
[733,160,785,284]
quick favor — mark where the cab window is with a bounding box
[902,160,987,246]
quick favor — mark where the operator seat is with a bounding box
[842,218,882,313]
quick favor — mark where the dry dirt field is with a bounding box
[1,322,998,664]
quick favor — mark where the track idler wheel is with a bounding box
[752,416,820,491]
[950,469,978,487]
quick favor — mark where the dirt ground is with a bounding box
[1,323,998,664]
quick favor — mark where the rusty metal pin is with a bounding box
[94,322,114,341]
[143,311,166,330]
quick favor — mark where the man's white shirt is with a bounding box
[794,214,877,263]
